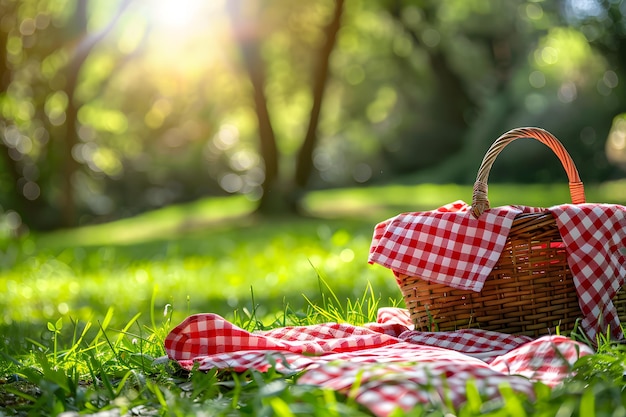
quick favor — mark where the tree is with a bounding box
[227,0,345,215]
[2,0,624,231]
[58,0,134,227]
[0,0,136,229]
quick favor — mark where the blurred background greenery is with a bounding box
[1,0,626,235]
[3,0,626,343]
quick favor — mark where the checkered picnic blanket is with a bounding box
[369,202,626,340]
[165,307,593,416]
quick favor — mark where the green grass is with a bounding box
[1,181,626,416]
[0,214,400,336]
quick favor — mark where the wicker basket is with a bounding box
[399,127,624,337]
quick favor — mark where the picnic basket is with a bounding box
[398,127,626,337]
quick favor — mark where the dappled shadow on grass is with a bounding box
[23,213,378,264]
[8,180,625,349]
[0,209,404,350]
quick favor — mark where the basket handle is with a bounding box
[471,127,586,218]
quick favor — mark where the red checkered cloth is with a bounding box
[165,307,593,416]
[368,201,626,340]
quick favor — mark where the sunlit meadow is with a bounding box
[1,182,626,415]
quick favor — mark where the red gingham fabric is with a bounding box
[368,201,626,340]
[368,200,541,292]
[551,204,626,340]
[165,307,593,417]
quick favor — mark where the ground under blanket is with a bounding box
[165,307,593,416]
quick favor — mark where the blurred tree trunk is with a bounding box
[294,0,345,190]
[0,3,19,202]
[228,0,344,215]
[388,0,476,130]
[386,0,524,181]
[0,1,46,227]
[600,0,626,114]
[59,0,133,227]
[0,5,10,93]
[227,1,281,214]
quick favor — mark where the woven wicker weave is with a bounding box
[400,127,624,337]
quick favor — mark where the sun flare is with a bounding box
[139,0,227,71]
[151,0,207,29]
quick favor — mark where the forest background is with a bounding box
[1,0,626,237]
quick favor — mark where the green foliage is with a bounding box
[2,187,626,415]
[1,308,172,416]
[303,275,399,325]
[3,293,626,416]
[3,0,626,229]
[2,181,625,334]
[0,278,386,416]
